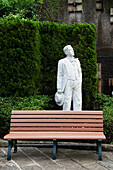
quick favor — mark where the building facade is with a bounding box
[60,0,113,96]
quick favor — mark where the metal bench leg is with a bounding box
[53,139,57,160]
[98,140,102,161]
[7,139,13,160]
[96,140,98,154]
[56,140,58,153]
[13,140,17,153]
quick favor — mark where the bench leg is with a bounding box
[13,140,17,153]
[56,140,58,153]
[96,140,98,154]
[53,139,57,160]
[7,139,13,160]
[98,140,102,161]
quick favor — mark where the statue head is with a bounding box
[63,45,74,57]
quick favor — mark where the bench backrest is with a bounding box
[10,110,104,133]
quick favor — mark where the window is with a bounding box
[68,0,82,12]
[96,0,103,11]
[110,8,113,24]
[109,78,113,96]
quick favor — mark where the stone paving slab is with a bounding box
[1,146,113,170]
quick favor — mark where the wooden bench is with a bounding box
[4,110,106,161]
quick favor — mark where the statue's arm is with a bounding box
[57,60,63,93]
[77,59,82,83]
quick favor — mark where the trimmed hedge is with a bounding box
[39,22,97,109]
[0,18,41,97]
[0,18,97,109]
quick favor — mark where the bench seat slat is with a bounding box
[11,115,103,119]
[10,123,103,127]
[12,110,103,115]
[11,119,103,123]
[10,127,103,132]
[4,132,106,140]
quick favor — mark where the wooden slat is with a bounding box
[11,115,103,119]
[4,110,106,141]
[11,110,103,115]
[10,123,103,127]
[11,119,103,123]
[4,132,106,140]
[10,127,103,132]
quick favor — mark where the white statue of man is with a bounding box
[55,45,82,111]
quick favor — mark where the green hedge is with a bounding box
[0,18,97,109]
[0,95,52,138]
[0,18,41,97]
[39,22,97,109]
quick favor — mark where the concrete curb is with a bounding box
[0,139,113,151]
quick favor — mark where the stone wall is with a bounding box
[97,56,113,95]
[60,0,113,94]
[62,0,113,51]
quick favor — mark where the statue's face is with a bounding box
[65,46,74,57]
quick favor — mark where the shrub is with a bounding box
[103,106,113,143]
[0,18,41,97]
[0,0,43,19]
[0,19,97,109]
[0,95,52,138]
[39,22,97,109]
[94,93,113,143]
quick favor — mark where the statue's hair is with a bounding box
[63,45,73,54]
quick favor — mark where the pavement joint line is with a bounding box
[98,154,113,169]
[97,161,107,169]
[18,147,45,170]
[1,148,7,155]
[35,147,64,168]
[59,150,88,170]
[97,160,111,169]
[1,148,22,170]
[103,154,113,162]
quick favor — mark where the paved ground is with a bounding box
[0,145,113,170]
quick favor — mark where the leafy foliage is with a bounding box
[39,22,97,109]
[0,18,41,96]
[0,95,52,137]
[0,0,43,19]
[0,18,97,109]
[37,0,64,22]
[95,93,113,143]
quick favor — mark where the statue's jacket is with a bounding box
[57,57,82,93]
